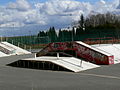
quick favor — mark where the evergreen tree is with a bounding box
[58,29,62,42]
[79,14,85,30]
[36,31,47,44]
[47,27,57,42]
[72,27,76,41]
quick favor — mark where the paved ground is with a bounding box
[0,54,120,90]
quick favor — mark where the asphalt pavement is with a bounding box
[0,54,120,90]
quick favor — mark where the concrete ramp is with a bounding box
[21,56,100,72]
[0,42,31,57]
[0,42,15,54]
[0,51,9,57]
[37,41,114,65]
[92,44,120,64]
[1,42,31,55]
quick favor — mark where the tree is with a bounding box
[36,31,48,44]
[79,14,85,30]
[47,27,57,42]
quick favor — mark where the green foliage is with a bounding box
[47,27,57,42]
[35,13,120,43]
[78,14,85,30]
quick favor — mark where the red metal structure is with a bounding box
[37,41,114,65]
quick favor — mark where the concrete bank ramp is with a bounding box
[0,42,31,57]
[0,51,9,57]
[92,44,120,64]
[22,56,100,72]
[37,41,114,65]
[1,42,31,55]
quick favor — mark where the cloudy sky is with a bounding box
[0,0,113,5]
[0,0,119,36]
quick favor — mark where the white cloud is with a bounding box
[0,22,25,27]
[93,0,107,13]
[7,0,31,11]
[0,0,93,28]
[35,0,93,27]
[0,0,119,36]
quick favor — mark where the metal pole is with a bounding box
[72,28,73,42]
[23,61,25,67]
[28,61,29,68]
[80,60,83,67]
[38,62,39,69]
[57,53,59,59]
[17,61,19,67]
[24,45,26,49]
[33,61,34,68]
[49,62,50,69]
[18,42,20,47]
[35,53,36,58]
[58,66,59,71]
[30,46,32,52]
[12,40,14,44]
[43,62,45,69]
[52,64,54,70]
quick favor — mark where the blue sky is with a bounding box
[0,0,118,36]
[0,0,15,5]
[0,0,112,5]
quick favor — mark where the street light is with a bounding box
[72,27,77,42]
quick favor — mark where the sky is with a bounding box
[0,0,119,36]
[0,0,113,5]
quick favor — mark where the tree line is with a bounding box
[36,13,120,44]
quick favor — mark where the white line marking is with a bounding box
[80,73,120,80]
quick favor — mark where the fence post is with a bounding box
[24,45,26,50]
[30,46,32,52]
[12,40,14,44]
[80,60,83,67]
[18,42,20,47]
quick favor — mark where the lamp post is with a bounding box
[71,26,77,42]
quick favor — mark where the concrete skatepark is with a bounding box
[0,41,120,89]
[0,54,120,90]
